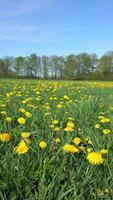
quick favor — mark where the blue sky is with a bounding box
[0,0,113,57]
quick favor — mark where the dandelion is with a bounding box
[64,126,74,132]
[67,121,75,128]
[39,141,47,149]
[95,124,100,128]
[17,117,26,124]
[73,137,81,145]
[63,144,79,153]
[0,133,11,142]
[54,137,61,143]
[21,132,30,139]
[63,95,70,100]
[102,129,111,135]
[6,117,12,123]
[100,149,108,154]
[87,152,104,165]
[53,120,59,125]
[16,140,29,154]
[25,112,32,118]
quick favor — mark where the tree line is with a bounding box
[0,51,113,80]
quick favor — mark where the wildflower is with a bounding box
[53,120,59,125]
[57,104,62,108]
[95,124,100,128]
[73,137,81,145]
[67,121,75,128]
[49,124,55,129]
[100,118,110,123]
[87,148,92,153]
[63,144,79,153]
[17,117,26,124]
[16,140,28,154]
[64,126,74,132]
[100,149,108,154]
[102,129,111,135]
[39,141,47,149]
[54,137,61,143]
[54,127,61,131]
[18,108,26,113]
[6,117,12,123]
[63,95,70,100]
[87,152,104,165]
[0,133,11,142]
[25,111,32,118]
[1,111,7,115]
[21,132,30,139]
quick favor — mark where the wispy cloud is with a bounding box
[0,0,53,16]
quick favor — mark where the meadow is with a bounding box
[1,79,113,200]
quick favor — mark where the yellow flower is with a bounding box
[63,144,79,153]
[63,95,70,100]
[39,141,47,149]
[21,132,30,139]
[102,129,111,135]
[25,112,32,118]
[67,121,75,128]
[95,124,100,128]
[1,111,7,115]
[54,127,61,131]
[53,120,59,125]
[87,152,104,165]
[87,148,92,153]
[100,149,108,154]
[67,117,75,121]
[100,118,110,123]
[54,137,61,143]
[73,137,81,145]
[16,140,28,154]
[64,126,74,132]
[6,117,12,123]
[57,104,62,108]
[18,108,26,113]
[49,124,55,129]
[17,117,26,124]
[0,133,11,142]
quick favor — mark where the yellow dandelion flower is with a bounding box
[0,133,11,142]
[100,149,108,154]
[63,144,79,153]
[39,141,47,149]
[100,118,110,123]
[54,137,61,143]
[49,124,55,129]
[53,120,59,125]
[102,129,111,135]
[64,126,74,132]
[95,124,100,128]
[17,117,26,124]
[25,112,32,118]
[67,121,75,128]
[21,132,30,139]
[73,137,81,145]
[6,117,12,123]
[16,141,28,154]
[63,95,70,100]
[18,108,26,113]
[87,152,104,165]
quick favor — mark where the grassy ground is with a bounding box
[0,79,113,200]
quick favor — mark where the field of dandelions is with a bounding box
[1,79,113,200]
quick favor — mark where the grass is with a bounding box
[0,79,113,199]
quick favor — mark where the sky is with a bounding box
[0,0,113,57]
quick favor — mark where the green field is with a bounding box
[1,79,113,200]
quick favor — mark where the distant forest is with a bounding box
[0,51,113,80]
